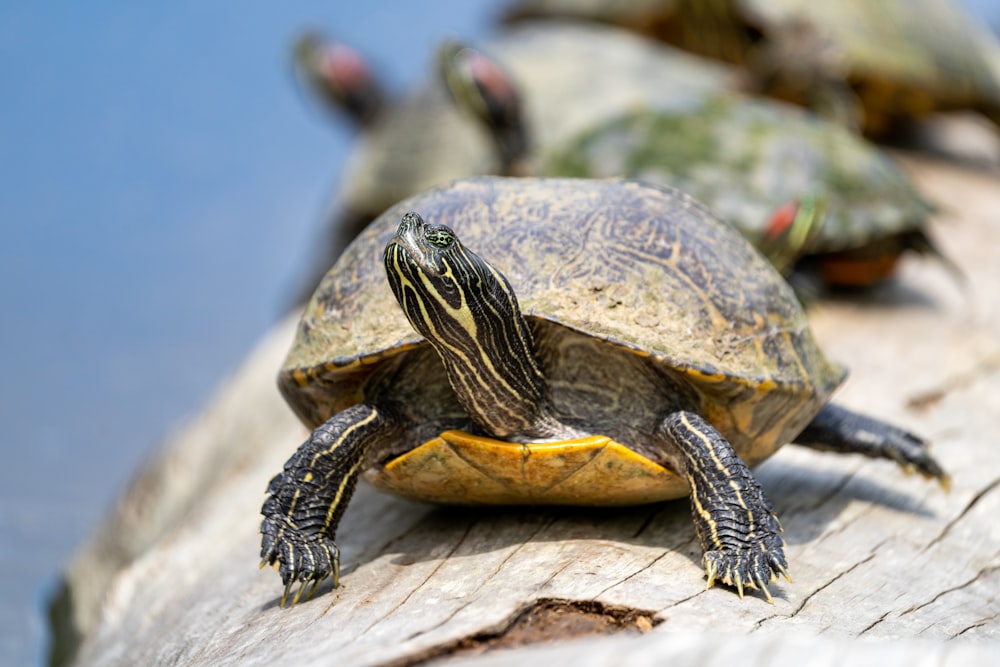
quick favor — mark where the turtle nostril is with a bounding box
[400,211,424,231]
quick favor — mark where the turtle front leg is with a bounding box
[261,403,397,607]
[793,403,949,488]
[659,411,789,602]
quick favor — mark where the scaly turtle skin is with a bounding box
[442,43,947,287]
[261,177,947,607]
[501,0,1000,138]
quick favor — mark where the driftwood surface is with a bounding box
[58,155,1000,666]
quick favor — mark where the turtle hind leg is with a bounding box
[794,403,950,489]
[659,411,789,603]
[260,403,397,607]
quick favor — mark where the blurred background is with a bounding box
[0,2,508,664]
[0,1,997,665]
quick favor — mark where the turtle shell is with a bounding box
[737,0,1000,135]
[280,177,844,483]
[502,0,1000,136]
[541,95,934,257]
[335,21,734,231]
[299,23,736,299]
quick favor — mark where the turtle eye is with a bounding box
[425,225,456,249]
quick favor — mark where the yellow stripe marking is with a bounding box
[311,408,381,532]
[388,246,533,432]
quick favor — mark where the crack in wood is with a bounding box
[355,520,479,639]
[950,616,997,640]
[534,559,575,593]
[859,564,1000,636]
[402,518,558,643]
[906,350,1000,412]
[898,564,1000,618]
[655,588,708,613]
[810,502,877,548]
[800,469,858,514]
[631,506,666,539]
[591,550,673,601]
[858,611,892,636]
[753,548,881,631]
[921,477,1000,553]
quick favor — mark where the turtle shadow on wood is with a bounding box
[300,456,937,590]
[260,449,942,609]
[756,457,940,546]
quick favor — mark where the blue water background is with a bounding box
[0,2,996,665]
[0,2,506,664]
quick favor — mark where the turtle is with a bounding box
[291,31,388,128]
[290,23,736,300]
[500,0,1000,139]
[539,97,952,286]
[261,177,947,607]
[440,42,952,287]
[288,31,496,301]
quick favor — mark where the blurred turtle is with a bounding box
[542,100,952,287]
[501,0,1000,139]
[292,32,387,128]
[291,24,735,299]
[442,41,954,288]
[290,32,497,300]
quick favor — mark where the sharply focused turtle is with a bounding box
[501,0,1000,138]
[441,42,950,287]
[261,177,947,607]
[290,23,735,297]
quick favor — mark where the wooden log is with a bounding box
[54,155,1000,666]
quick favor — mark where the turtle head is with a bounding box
[437,41,530,176]
[383,211,510,348]
[292,32,385,127]
[385,211,460,272]
[383,211,552,438]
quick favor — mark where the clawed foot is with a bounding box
[260,501,340,608]
[702,534,790,604]
[882,429,951,491]
[796,404,950,490]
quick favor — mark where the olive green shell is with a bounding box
[280,177,843,445]
[542,96,933,256]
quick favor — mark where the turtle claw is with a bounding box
[938,475,953,493]
[260,512,341,608]
[705,559,719,590]
[753,573,775,604]
[772,558,792,583]
[280,579,322,609]
[281,579,296,608]
[702,533,788,603]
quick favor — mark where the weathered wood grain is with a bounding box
[57,156,1000,666]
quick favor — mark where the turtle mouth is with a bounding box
[396,210,424,236]
[385,212,440,290]
[384,211,459,279]
[383,213,422,268]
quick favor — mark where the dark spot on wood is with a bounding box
[383,598,660,667]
